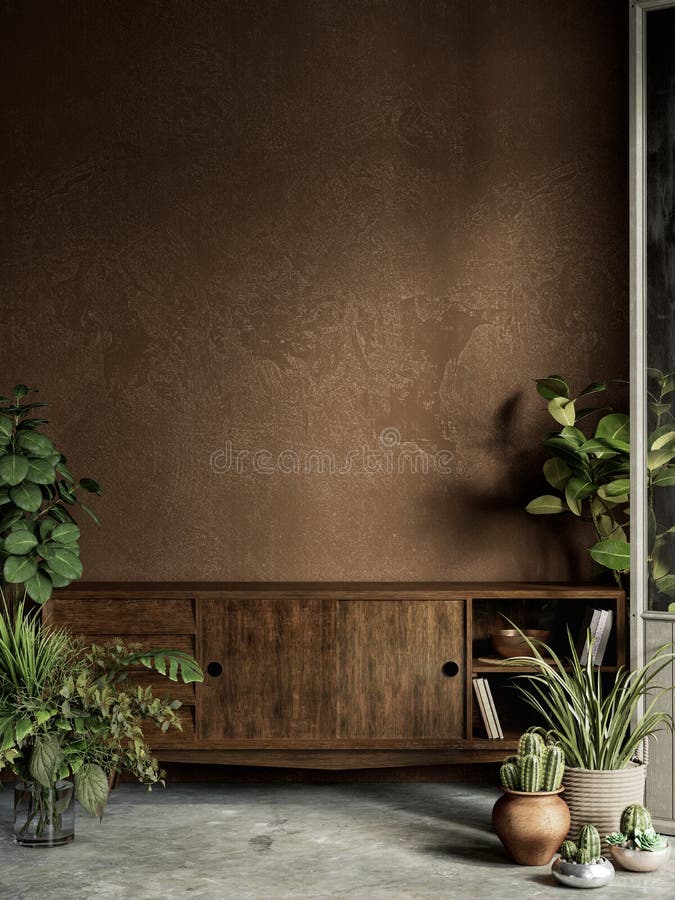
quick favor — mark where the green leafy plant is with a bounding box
[0,600,203,830]
[0,385,101,606]
[647,369,675,608]
[506,627,675,770]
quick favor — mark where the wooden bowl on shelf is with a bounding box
[490,628,552,658]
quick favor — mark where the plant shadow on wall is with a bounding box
[0,385,204,846]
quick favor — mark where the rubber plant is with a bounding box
[525,374,675,595]
[0,384,101,608]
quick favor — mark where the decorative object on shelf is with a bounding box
[606,803,672,872]
[0,384,102,615]
[551,824,615,889]
[492,731,570,865]
[0,600,204,846]
[472,677,503,738]
[490,628,552,658]
[504,625,675,845]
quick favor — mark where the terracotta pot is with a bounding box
[492,788,570,866]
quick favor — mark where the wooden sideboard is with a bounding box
[43,582,626,770]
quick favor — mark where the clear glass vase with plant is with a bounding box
[0,600,203,843]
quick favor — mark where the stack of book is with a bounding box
[473,677,503,739]
[576,608,614,666]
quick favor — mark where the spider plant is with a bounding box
[505,626,675,770]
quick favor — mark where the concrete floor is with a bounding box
[1,782,674,899]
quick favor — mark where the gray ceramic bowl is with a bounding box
[611,842,671,872]
[551,856,615,889]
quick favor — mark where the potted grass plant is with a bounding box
[504,626,675,845]
[0,599,203,846]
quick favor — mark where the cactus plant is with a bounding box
[575,847,592,865]
[520,753,542,792]
[500,762,520,791]
[620,803,652,840]
[541,744,564,791]
[518,731,545,758]
[559,840,578,860]
[577,824,601,861]
[502,754,520,767]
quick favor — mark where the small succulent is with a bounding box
[606,832,626,847]
[634,828,668,852]
[499,731,565,792]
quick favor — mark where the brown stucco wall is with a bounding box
[1,0,628,581]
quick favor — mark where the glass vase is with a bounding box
[13,779,75,847]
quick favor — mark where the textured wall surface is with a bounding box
[1,0,629,581]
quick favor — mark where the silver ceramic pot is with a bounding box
[611,843,671,872]
[551,856,615,889]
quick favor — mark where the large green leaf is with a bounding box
[652,467,675,487]
[543,458,571,490]
[29,735,62,788]
[41,545,83,580]
[0,508,24,531]
[655,575,675,598]
[39,517,59,540]
[15,431,54,459]
[3,554,38,583]
[43,566,72,589]
[25,570,53,604]
[560,426,586,447]
[566,477,597,501]
[548,397,576,427]
[51,522,80,544]
[0,416,12,439]
[596,413,630,444]
[648,449,675,471]
[526,495,567,515]
[0,453,30,486]
[75,763,109,819]
[579,381,607,397]
[535,376,569,401]
[589,539,631,571]
[605,478,631,498]
[650,426,675,452]
[25,458,56,485]
[3,530,38,555]
[578,438,617,458]
[9,481,42,512]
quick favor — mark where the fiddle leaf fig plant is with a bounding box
[0,385,101,605]
[526,374,675,593]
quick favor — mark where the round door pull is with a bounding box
[207,661,223,677]
[441,660,460,678]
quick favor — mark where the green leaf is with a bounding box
[589,539,631,571]
[543,458,571,490]
[578,438,617,457]
[3,530,38,555]
[0,487,10,506]
[574,407,609,422]
[0,509,24,531]
[0,416,12,439]
[535,376,569,401]
[663,372,675,396]
[25,570,53,604]
[78,501,101,526]
[39,517,59,540]
[650,402,671,417]
[25,458,56,485]
[655,575,675,598]
[29,734,63,788]
[12,384,29,399]
[43,566,72,589]
[596,413,630,444]
[605,478,631,498]
[565,485,581,516]
[560,426,586,446]
[652,467,675,487]
[597,484,629,504]
[41,545,83,580]
[15,717,33,742]
[55,461,74,483]
[566,477,597,501]
[548,397,576,427]
[526,495,567,515]
[75,763,109,819]
[579,382,607,397]
[0,453,30,486]
[15,431,54,459]
[51,523,80,544]
[650,426,675,451]
[3,554,38,583]
[648,449,675,471]
[8,481,42,512]
[648,367,665,383]
[79,478,102,495]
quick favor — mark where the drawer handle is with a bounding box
[441,660,459,678]
[207,661,223,677]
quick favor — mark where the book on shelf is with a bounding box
[577,607,613,666]
[473,677,503,739]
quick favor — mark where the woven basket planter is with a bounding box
[563,762,647,850]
